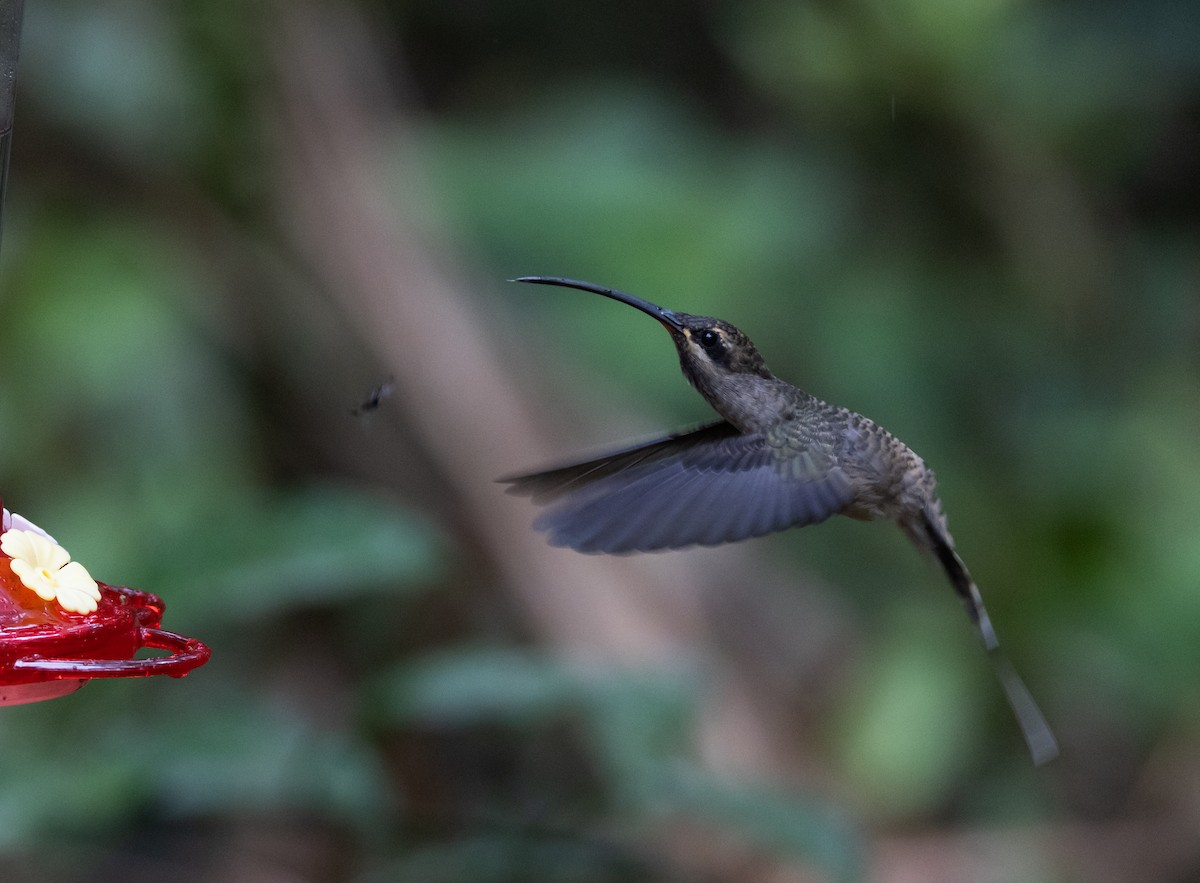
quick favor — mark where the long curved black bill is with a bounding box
[513,276,684,330]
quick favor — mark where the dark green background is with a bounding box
[1,1,1197,881]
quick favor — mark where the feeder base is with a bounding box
[0,679,86,706]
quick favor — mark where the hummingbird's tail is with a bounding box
[912,510,1059,765]
[926,519,999,651]
[905,510,997,650]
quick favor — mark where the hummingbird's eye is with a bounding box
[699,329,722,350]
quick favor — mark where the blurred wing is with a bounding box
[501,421,853,553]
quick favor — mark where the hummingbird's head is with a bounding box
[513,276,775,424]
[513,275,772,377]
[668,313,772,383]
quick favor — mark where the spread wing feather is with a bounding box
[501,421,854,553]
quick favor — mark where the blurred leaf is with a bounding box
[0,676,395,847]
[0,218,241,483]
[21,1,211,165]
[373,647,696,732]
[373,647,593,727]
[0,716,141,848]
[581,666,699,806]
[145,689,396,828]
[413,82,855,301]
[155,484,444,625]
[374,646,864,881]
[643,763,866,883]
[835,612,984,816]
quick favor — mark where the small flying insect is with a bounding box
[351,375,395,417]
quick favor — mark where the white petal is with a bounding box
[8,513,55,543]
[1,529,36,562]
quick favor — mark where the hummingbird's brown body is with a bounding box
[503,276,1056,763]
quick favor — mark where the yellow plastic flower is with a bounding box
[1,529,101,614]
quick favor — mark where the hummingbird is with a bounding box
[502,276,1058,765]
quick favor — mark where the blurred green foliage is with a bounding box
[0,0,1197,880]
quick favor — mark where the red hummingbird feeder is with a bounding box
[0,6,208,706]
[0,506,210,706]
